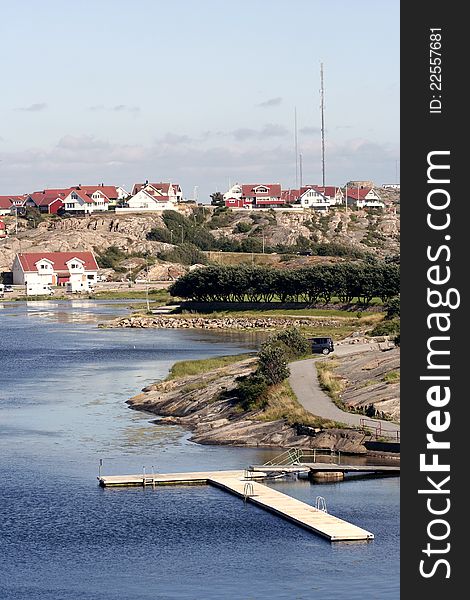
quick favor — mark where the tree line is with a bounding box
[169,264,400,305]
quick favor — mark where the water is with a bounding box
[0,301,399,599]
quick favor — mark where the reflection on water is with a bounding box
[0,301,399,600]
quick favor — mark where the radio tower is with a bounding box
[320,62,326,187]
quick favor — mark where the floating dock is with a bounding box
[98,469,374,542]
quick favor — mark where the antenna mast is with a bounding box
[294,107,299,188]
[299,152,303,188]
[320,62,326,187]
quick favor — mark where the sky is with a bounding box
[0,0,399,201]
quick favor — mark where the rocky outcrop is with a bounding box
[105,315,343,330]
[332,347,400,421]
[127,357,369,451]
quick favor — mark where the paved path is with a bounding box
[289,344,400,438]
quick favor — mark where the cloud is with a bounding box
[161,132,191,144]
[88,104,140,115]
[0,133,398,203]
[16,103,47,112]
[232,123,288,141]
[57,134,111,151]
[299,126,320,135]
[256,97,282,108]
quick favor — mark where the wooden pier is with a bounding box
[98,469,374,542]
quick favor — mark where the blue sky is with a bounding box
[0,0,399,200]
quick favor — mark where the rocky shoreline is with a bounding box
[103,315,343,330]
[127,356,371,453]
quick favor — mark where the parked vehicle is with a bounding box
[3,285,14,292]
[309,337,334,355]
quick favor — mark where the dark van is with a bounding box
[310,337,334,355]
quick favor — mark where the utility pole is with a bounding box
[320,62,326,187]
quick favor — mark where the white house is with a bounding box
[131,182,183,202]
[295,188,330,210]
[117,182,180,213]
[13,252,99,292]
[382,183,400,190]
[62,188,110,214]
[280,187,329,210]
[311,186,344,205]
[346,187,384,208]
[0,195,27,215]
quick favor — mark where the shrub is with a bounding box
[236,374,269,410]
[258,343,290,385]
[270,327,310,359]
[96,245,126,270]
[385,296,400,319]
[369,318,400,336]
[147,227,173,243]
[158,243,208,266]
[233,221,252,234]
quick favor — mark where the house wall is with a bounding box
[122,190,177,212]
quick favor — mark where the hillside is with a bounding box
[0,200,399,277]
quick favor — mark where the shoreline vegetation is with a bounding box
[127,352,376,454]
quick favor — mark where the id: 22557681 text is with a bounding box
[429,28,443,114]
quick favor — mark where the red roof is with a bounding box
[0,195,27,208]
[308,186,341,198]
[17,252,98,273]
[281,189,301,202]
[132,182,179,196]
[29,192,65,207]
[345,187,372,200]
[33,188,71,197]
[76,185,118,199]
[0,197,14,209]
[241,184,282,198]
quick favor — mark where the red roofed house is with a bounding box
[281,187,329,210]
[27,190,68,214]
[224,183,284,208]
[311,186,344,205]
[120,182,181,212]
[62,187,110,214]
[345,187,384,208]
[13,251,99,294]
[131,182,182,202]
[0,195,27,215]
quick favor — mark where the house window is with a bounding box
[66,203,74,209]
[70,264,78,269]
[71,193,78,200]
[40,264,48,269]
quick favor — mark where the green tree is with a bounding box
[210,192,224,207]
[257,343,290,385]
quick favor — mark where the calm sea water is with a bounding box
[0,301,399,599]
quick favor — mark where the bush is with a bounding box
[159,243,208,266]
[233,221,252,234]
[258,343,290,385]
[96,245,126,269]
[385,296,400,319]
[236,374,269,410]
[147,227,173,243]
[270,327,310,359]
[369,318,400,336]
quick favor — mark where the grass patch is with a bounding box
[91,289,170,301]
[382,370,400,384]
[255,380,343,428]
[167,353,255,380]
[316,359,347,409]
